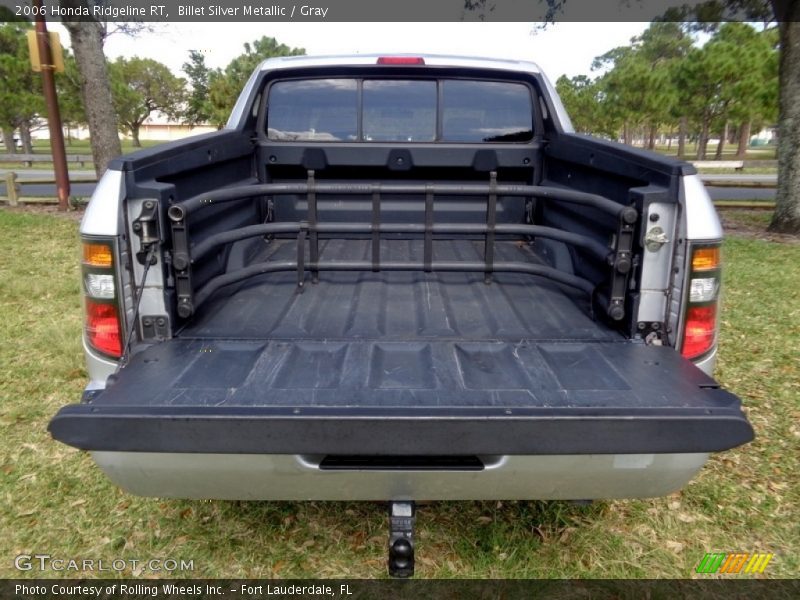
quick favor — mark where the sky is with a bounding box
[48,22,650,82]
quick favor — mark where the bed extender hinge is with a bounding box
[132,200,160,266]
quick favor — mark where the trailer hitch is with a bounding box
[388,501,415,577]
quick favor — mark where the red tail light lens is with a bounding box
[377,56,425,65]
[682,304,717,360]
[85,299,123,358]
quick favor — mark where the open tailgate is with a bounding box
[49,338,753,455]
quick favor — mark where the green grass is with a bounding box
[1,209,797,579]
[652,142,776,161]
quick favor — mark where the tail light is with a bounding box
[82,238,123,358]
[681,243,721,360]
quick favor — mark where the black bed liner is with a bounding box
[50,239,753,455]
[48,335,753,455]
[181,239,618,341]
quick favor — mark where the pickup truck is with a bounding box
[49,54,753,575]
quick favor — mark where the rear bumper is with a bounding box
[50,399,754,455]
[90,451,711,501]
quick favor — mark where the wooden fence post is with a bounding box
[5,171,19,206]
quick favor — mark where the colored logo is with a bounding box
[696,553,774,574]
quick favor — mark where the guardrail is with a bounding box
[0,152,93,168]
[1,171,96,207]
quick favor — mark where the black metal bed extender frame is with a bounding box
[166,170,638,320]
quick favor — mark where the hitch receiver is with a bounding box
[388,501,415,577]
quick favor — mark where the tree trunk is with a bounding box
[623,122,632,145]
[19,121,34,154]
[677,117,687,158]
[770,14,800,233]
[715,121,729,160]
[696,118,709,160]
[131,124,141,148]
[2,127,16,153]
[736,121,751,158]
[647,123,657,150]
[61,7,122,177]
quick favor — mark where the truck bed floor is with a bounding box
[180,238,620,343]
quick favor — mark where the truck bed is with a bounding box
[51,239,753,456]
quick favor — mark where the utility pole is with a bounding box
[33,0,70,211]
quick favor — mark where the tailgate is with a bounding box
[49,339,753,455]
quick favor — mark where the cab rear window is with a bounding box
[266,78,533,143]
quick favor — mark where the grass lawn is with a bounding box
[652,142,776,162]
[0,209,797,579]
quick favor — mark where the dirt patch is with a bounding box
[718,210,799,244]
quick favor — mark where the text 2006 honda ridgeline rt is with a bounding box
[50,55,752,511]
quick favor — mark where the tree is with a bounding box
[714,24,778,158]
[0,22,44,154]
[770,2,800,232]
[206,36,305,128]
[594,45,677,148]
[592,22,691,150]
[59,1,122,175]
[109,57,186,147]
[555,75,597,134]
[677,23,777,160]
[467,1,797,234]
[654,0,795,232]
[556,75,621,137]
[637,22,693,154]
[182,50,211,127]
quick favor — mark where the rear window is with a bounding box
[266,78,533,143]
[267,79,358,141]
[363,80,437,142]
[442,81,534,142]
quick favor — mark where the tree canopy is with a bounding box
[0,22,44,153]
[182,50,211,127]
[557,21,778,159]
[203,37,305,129]
[108,57,186,147]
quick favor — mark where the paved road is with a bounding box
[703,187,775,201]
[1,170,777,203]
[698,173,776,202]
